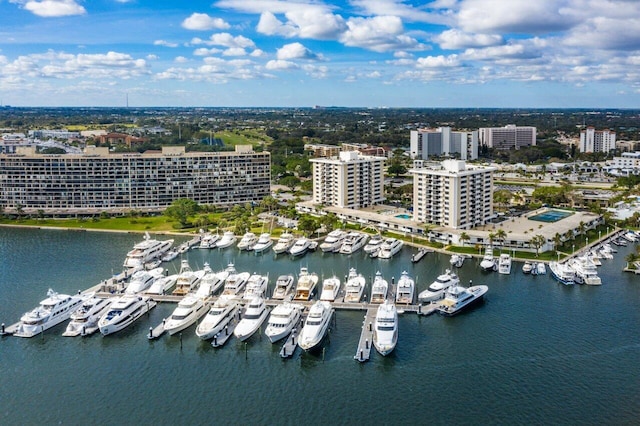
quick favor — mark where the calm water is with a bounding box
[1,227,639,425]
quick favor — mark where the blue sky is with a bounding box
[0,0,639,108]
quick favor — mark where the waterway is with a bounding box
[1,227,639,425]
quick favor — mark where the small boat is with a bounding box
[272,274,295,300]
[98,295,157,336]
[145,274,178,295]
[395,271,415,304]
[373,300,398,356]
[163,294,209,335]
[298,300,333,351]
[437,283,488,316]
[536,262,547,275]
[569,256,602,285]
[252,233,273,254]
[548,261,575,285]
[378,238,404,259]
[293,267,319,301]
[344,268,366,303]
[265,302,303,343]
[63,296,112,337]
[498,253,512,275]
[418,269,460,302]
[450,254,464,268]
[221,264,251,297]
[364,235,384,254]
[216,231,237,249]
[161,248,178,262]
[199,232,219,249]
[522,261,533,274]
[125,267,164,294]
[319,276,341,302]
[289,237,313,257]
[243,274,269,300]
[273,232,296,254]
[480,246,497,272]
[411,248,430,263]
[237,232,258,251]
[144,259,162,270]
[370,271,389,303]
[319,230,347,253]
[233,297,269,341]
[14,289,89,338]
[172,259,205,296]
[123,232,174,269]
[339,232,369,255]
[195,296,239,340]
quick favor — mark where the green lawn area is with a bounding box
[216,130,271,146]
[0,216,179,232]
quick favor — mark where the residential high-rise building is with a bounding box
[0,145,270,214]
[479,125,536,150]
[579,127,616,153]
[410,159,495,230]
[310,151,385,209]
[410,127,478,160]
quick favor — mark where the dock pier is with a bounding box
[354,307,377,362]
[280,319,303,358]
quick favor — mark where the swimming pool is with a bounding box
[528,209,573,223]
[395,214,412,219]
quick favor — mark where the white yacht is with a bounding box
[243,274,269,301]
[237,232,258,251]
[344,268,366,303]
[146,274,178,295]
[320,230,347,253]
[216,231,237,249]
[289,237,313,257]
[293,267,319,301]
[418,269,460,302]
[569,256,602,285]
[480,246,497,271]
[498,253,512,275]
[395,271,415,304]
[233,297,269,341]
[252,233,273,254]
[548,261,575,285]
[272,275,295,300]
[221,264,251,297]
[339,232,369,255]
[273,232,295,254]
[63,296,112,337]
[199,232,219,249]
[450,254,464,268]
[319,276,341,302]
[14,289,88,338]
[378,238,404,259]
[298,300,333,352]
[364,235,384,255]
[265,302,303,343]
[536,262,547,275]
[195,296,239,340]
[163,294,209,335]
[172,259,205,296]
[123,232,174,269]
[437,283,489,316]
[161,248,178,262]
[522,261,533,274]
[124,267,164,294]
[98,295,157,336]
[196,264,230,298]
[373,300,398,356]
[370,271,389,304]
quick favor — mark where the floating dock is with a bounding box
[354,307,377,363]
[280,319,303,358]
[147,319,167,340]
[211,317,238,348]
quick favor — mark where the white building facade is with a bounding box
[410,159,495,230]
[310,151,385,209]
[410,127,478,160]
[579,127,616,153]
[479,125,536,150]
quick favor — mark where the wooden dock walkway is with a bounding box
[147,319,167,340]
[211,316,238,348]
[354,307,377,363]
[280,318,303,358]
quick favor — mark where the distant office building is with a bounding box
[479,125,536,150]
[28,129,81,140]
[410,127,478,160]
[579,127,616,153]
[0,145,270,214]
[0,133,31,154]
[410,159,495,230]
[310,151,385,209]
[304,143,341,158]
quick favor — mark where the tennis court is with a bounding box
[528,209,573,223]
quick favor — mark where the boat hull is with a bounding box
[99,299,157,336]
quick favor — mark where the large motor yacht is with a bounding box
[243,274,269,301]
[146,274,178,295]
[172,259,205,296]
[163,294,209,335]
[272,274,295,300]
[195,296,239,340]
[377,238,404,259]
[198,232,219,249]
[370,271,389,303]
[339,232,369,255]
[293,267,319,301]
[437,283,488,316]
[265,302,303,343]
[343,268,366,303]
[298,300,333,352]
[237,232,258,251]
[252,233,273,254]
[364,235,384,255]
[194,263,228,298]
[123,232,174,269]
[289,237,313,257]
[216,231,237,249]
[548,261,575,285]
[14,289,89,338]
[63,296,112,337]
[319,276,341,301]
[568,256,602,285]
[272,232,295,254]
[98,295,157,336]
[450,254,465,268]
[221,264,251,297]
[233,297,269,341]
[319,230,347,253]
[373,300,398,356]
[480,247,497,272]
[498,253,512,275]
[418,269,460,302]
[395,271,415,304]
[125,267,164,294]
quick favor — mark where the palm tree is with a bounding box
[495,229,507,252]
[553,233,562,253]
[488,232,495,248]
[459,232,470,247]
[530,234,546,257]
[625,252,638,269]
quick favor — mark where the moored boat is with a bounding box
[395,271,415,304]
[252,233,273,254]
[233,297,269,341]
[344,268,366,303]
[98,295,156,336]
[237,232,258,251]
[418,269,460,302]
[373,300,398,356]
[216,231,237,249]
[14,289,89,338]
[548,261,575,285]
[272,274,295,300]
[319,276,341,301]
[163,294,209,335]
[319,230,347,253]
[195,296,239,340]
[63,295,112,337]
[293,267,319,301]
[498,253,512,275]
[298,300,333,352]
[265,302,303,343]
[437,283,488,316]
[123,232,174,269]
[370,271,389,304]
[378,238,403,259]
[273,232,295,254]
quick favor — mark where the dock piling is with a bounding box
[1,323,4,334]
[149,327,153,339]
[179,332,183,350]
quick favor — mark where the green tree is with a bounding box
[530,234,546,257]
[164,198,200,226]
[388,162,407,177]
[459,232,470,247]
[297,215,318,237]
[280,175,301,192]
[495,228,507,250]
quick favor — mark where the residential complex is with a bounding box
[410,159,495,230]
[310,150,385,209]
[579,127,616,153]
[410,127,478,160]
[0,145,270,214]
[479,125,536,150]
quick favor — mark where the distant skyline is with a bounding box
[1,0,639,108]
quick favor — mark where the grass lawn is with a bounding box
[0,216,180,233]
[216,130,271,146]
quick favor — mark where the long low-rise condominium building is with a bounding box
[0,145,270,215]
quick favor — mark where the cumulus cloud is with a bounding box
[265,59,299,70]
[154,40,178,48]
[199,33,256,49]
[340,16,424,52]
[13,0,86,17]
[276,42,321,60]
[434,29,503,50]
[257,10,347,39]
[350,0,451,24]
[182,13,230,31]
[564,16,640,50]
[416,54,461,68]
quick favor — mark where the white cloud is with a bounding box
[194,48,222,56]
[302,64,328,78]
[340,16,424,52]
[434,29,503,50]
[276,42,320,60]
[154,40,178,48]
[257,10,347,39]
[250,49,266,57]
[17,0,86,17]
[416,54,460,68]
[222,47,248,56]
[208,33,256,49]
[174,56,189,63]
[564,16,640,50]
[182,13,230,31]
[350,0,452,25]
[265,59,299,70]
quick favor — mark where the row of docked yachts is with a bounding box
[319,230,404,259]
[547,242,618,285]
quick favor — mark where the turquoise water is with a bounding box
[1,227,639,425]
[529,209,573,222]
[395,214,411,219]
